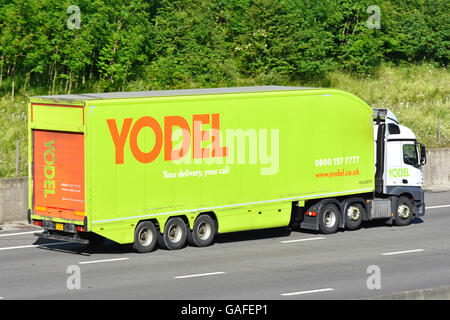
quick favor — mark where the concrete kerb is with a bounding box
[361,285,450,300]
[422,185,450,192]
[0,220,36,233]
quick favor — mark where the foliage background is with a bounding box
[0,0,448,177]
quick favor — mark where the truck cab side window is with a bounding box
[402,144,418,166]
[388,124,400,134]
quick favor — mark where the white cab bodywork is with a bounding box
[373,109,423,191]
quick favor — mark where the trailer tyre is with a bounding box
[162,217,187,250]
[188,215,216,247]
[395,196,413,226]
[133,221,158,253]
[319,203,341,234]
[345,203,364,230]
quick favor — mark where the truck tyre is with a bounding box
[162,217,187,250]
[345,203,364,230]
[187,215,216,247]
[319,203,341,234]
[395,196,413,226]
[133,221,158,253]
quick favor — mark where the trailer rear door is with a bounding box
[33,130,85,222]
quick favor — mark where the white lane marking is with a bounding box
[281,288,334,296]
[78,258,129,265]
[281,237,325,244]
[0,242,71,251]
[426,204,450,210]
[174,271,226,279]
[0,230,43,237]
[382,249,425,256]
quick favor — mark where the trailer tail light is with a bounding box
[306,211,317,217]
[33,220,43,227]
[76,226,86,232]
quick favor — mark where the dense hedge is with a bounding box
[0,0,448,94]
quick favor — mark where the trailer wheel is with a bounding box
[394,196,413,226]
[345,203,364,230]
[187,215,216,247]
[133,221,158,253]
[162,217,187,250]
[319,203,341,234]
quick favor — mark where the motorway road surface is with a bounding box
[0,191,449,300]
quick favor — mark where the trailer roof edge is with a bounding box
[30,86,320,101]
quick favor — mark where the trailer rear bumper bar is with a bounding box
[35,231,89,245]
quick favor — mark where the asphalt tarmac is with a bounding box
[0,191,449,300]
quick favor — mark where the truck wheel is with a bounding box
[319,203,341,234]
[133,221,158,253]
[345,203,364,230]
[395,196,413,226]
[162,217,187,250]
[188,215,216,247]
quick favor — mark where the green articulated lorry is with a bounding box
[28,86,426,252]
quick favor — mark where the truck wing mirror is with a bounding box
[418,143,426,165]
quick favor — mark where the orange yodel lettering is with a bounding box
[43,139,56,198]
[107,113,228,164]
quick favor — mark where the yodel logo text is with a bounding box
[43,139,56,198]
[107,113,279,175]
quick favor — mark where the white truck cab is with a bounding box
[373,109,426,224]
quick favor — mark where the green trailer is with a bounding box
[28,86,425,252]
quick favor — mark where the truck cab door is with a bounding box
[385,140,403,186]
[386,141,422,187]
[400,142,422,186]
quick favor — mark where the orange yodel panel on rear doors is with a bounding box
[33,130,85,221]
